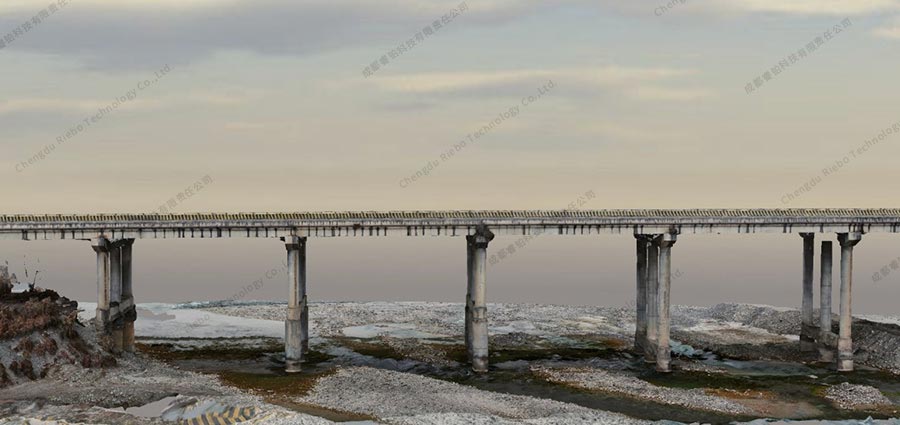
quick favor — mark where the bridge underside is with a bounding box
[0,209,886,373]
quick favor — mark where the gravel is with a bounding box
[824,383,893,411]
[384,412,650,425]
[532,365,754,415]
[298,366,648,424]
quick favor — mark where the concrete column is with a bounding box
[656,233,677,373]
[837,232,861,372]
[109,245,124,353]
[91,237,110,330]
[470,225,494,373]
[284,235,308,373]
[800,233,816,352]
[634,235,650,353]
[121,240,135,353]
[465,235,476,362]
[819,241,833,362]
[644,236,660,362]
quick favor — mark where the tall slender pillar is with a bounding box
[800,233,816,352]
[91,237,111,330]
[465,235,476,362]
[634,235,650,352]
[109,245,124,353]
[284,235,308,373]
[819,241,833,362]
[469,225,494,373]
[121,240,136,353]
[644,236,660,362]
[656,233,677,373]
[837,232,861,372]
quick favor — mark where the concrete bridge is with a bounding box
[2,209,898,373]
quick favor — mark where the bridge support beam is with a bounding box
[468,226,494,373]
[800,233,816,353]
[644,236,660,362]
[837,232,861,372]
[656,233,677,373]
[284,236,308,373]
[92,237,111,332]
[121,240,136,353]
[819,241,834,362]
[634,235,650,353]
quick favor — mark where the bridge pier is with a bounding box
[92,237,111,331]
[465,235,475,362]
[800,233,816,353]
[837,232,861,372]
[284,235,308,373]
[819,241,834,362]
[644,235,660,363]
[121,240,136,353]
[109,244,124,353]
[655,233,676,373]
[467,226,494,373]
[92,237,136,353]
[634,235,650,352]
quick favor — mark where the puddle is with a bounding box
[341,323,446,339]
[703,358,820,376]
[111,396,178,418]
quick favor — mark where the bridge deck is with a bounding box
[1,209,898,240]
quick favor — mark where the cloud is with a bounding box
[608,0,900,16]
[873,17,900,39]
[728,0,899,15]
[0,98,104,115]
[0,97,171,116]
[0,90,259,117]
[371,67,692,92]
[3,0,896,70]
[627,86,714,101]
[365,67,708,102]
[0,0,560,69]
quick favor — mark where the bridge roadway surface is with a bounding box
[0,209,890,373]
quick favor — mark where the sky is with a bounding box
[1,0,900,313]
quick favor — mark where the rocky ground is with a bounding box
[0,299,898,424]
[298,366,647,424]
[0,289,114,389]
[203,301,900,372]
[824,383,894,411]
[531,365,754,415]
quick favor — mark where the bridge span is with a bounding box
[1,209,895,373]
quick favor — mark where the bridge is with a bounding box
[2,208,897,373]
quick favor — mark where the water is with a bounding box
[139,336,900,425]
